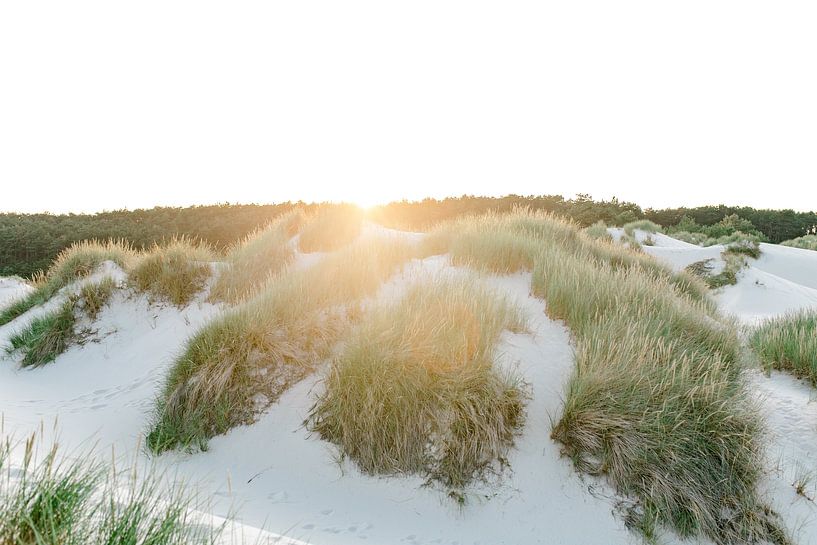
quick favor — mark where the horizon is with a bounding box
[1,193,816,216]
[1,1,815,215]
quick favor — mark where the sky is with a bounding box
[1,1,815,214]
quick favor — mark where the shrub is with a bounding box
[209,210,302,304]
[667,214,766,243]
[751,311,817,386]
[0,438,222,545]
[685,254,746,289]
[781,234,817,251]
[129,238,214,307]
[7,299,77,369]
[0,240,133,326]
[298,204,364,252]
[724,239,761,259]
[309,275,527,491]
[147,236,414,453]
[583,221,612,242]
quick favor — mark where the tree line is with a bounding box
[0,203,309,278]
[2,196,815,279]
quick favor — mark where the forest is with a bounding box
[2,195,815,279]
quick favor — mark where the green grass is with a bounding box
[0,438,222,545]
[0,240,133,327]
[583,221,612,242]
[6,277,120,369]
[308,275,527,491]
[671,231,709,245]
[298,204,364,253]
[7,299,77,369]
[685,252,752,290]
[723,239,761,259]
[426,210,785,544]
[129,238,214,307]
[751,311,817,386]
[147,236,415,453]
[622,219,661,235]
[425,211,712,311]
[781,234,817,251]
[209,211,302,304]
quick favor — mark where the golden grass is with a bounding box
[209,210,303,304]
[0,240,134,326]
[129,238,214,307]
[298,204,364,253]
[147,235,415,453]
[309,275,527,491]
[426,210,785,543]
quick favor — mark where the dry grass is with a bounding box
[426,210,785,544]
[298,204,364,253]
[0,240,133,326]
[129,238,214,307]
[147,236,415,453]
[78,276,117,321]
[309,275,527,492]
[209,210,303,304]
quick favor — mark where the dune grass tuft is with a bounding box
[427,210,785,543]
[0,240,133,327]
[298,204,364,253]
[129,238,214,307]
[0,437,222,545]
[6,277,118,369]
[78,276,117,321]
[147,236,415,453]
[751,311,817,386]
[622,219,661,235]
[583,220,612,242]
[7,299,77,369]
[781,234,817,251]
[209,211,302,304]
[309,275,527,491]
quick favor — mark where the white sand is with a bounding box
[0,276,34,310]
[2,235,817,544]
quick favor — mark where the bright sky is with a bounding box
[1,1,815,214]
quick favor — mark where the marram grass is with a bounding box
[309,275,527,491]
[0,436,222,545]
[209,210,303,304]
[583,220,612,242]
[6,277,118,369]
[0,240,134,327]
[7,299,77,369]
[298,204,364,253]
[427,210,786,544]
[147,236,415,453]
[751,310,817,386]
[129,238,214,307]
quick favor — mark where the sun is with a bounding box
[344,191,389,211]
